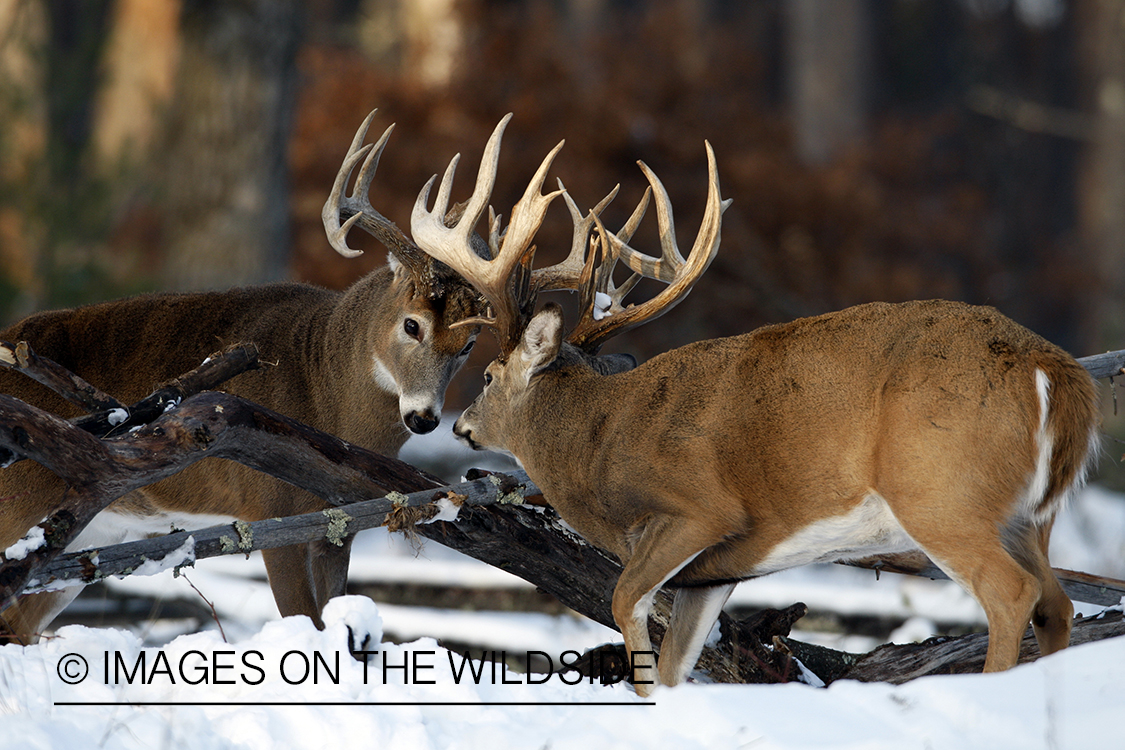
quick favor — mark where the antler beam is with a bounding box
[411,115,566,351]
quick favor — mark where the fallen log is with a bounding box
[779,608,1125,685]
[841,551,1125,608]
[0,386,804,683]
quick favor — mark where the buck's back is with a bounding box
[0,283,341,425]
[574,300,1086,503]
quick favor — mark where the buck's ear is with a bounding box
[520,303,564,374]
[388,253,409,283]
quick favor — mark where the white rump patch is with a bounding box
[1022,368,1055,523]
[753,492,918,575]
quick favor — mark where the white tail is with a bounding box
[410,115,1101,695]
[0,111,484,643]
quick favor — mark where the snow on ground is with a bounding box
[2,595,1124,750]
[3,426,1125,749]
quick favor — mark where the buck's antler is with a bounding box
[410,114,566,352]
[322,109,451,299]
[565,142,730,352]
[408,115,727,354]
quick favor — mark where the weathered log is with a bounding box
[0,342,262,471]
[21,471,538,593]
[826,609,1125,684]
[1076,349,1125,379]
[0,339,124,414]
[0,389,449,609]
[842,551,1125,608]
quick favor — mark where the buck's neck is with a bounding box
[509,363,625,492]
[316,267,405,451]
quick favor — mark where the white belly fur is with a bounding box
[752,492,918,575]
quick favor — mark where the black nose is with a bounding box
[405,411,440,434]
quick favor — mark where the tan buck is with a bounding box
[0,111,484,642]
[408,115,1101,695]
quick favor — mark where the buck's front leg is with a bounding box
[310,533,354,609]
[260,535,353,629]
[658,582,736,688]
[254,485,353,628]
[262,545,325,626]
[610,515,725,697]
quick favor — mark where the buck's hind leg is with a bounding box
[890,497,1041,672]
[1008,519,1072,656]
[658,582,736,688]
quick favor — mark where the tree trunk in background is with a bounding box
[356,0,464,89]
[784,0,870,165]
[91,0,182,173]
[158,0,303,291]
[1075,0,1125,354]
[0,0,49,320]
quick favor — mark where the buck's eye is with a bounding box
[483,372,493,386]
[403,318,421,339]
[459,340,475,357]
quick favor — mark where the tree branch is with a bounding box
[1077,349,1125,380]
[1,339,124,413]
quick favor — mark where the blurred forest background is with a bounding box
[1,0,1124,479]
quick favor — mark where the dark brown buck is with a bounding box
[408,115,1101,695]
[0,111,483,642]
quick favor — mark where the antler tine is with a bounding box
[324,110,402,257]
[411,115,509,288]
[500,138,566,262]
[411,114,566,351]
[567,141,729,352]
[323,110,448,296]
[530,182,620,293]
[323,144,372,258]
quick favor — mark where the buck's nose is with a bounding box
[452,420,479,449]
[404,410,440,434]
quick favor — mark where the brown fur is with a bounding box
[1,266,481,642]
[455,299,1099,695]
